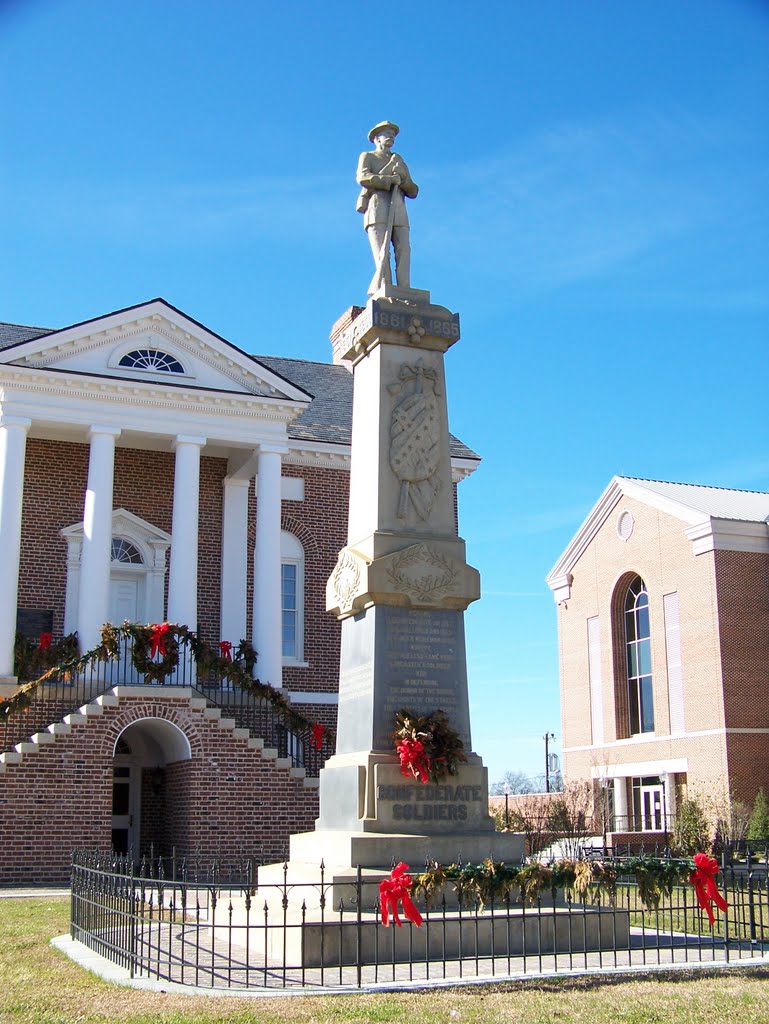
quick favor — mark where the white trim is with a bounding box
[591,758,688,779]
[1,300,311,403]
[685,519,769,555]
[564,726,769,754]
[286,691,339,705]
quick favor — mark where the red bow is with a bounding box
[219,640,233,662]
[311,723,325,751]
[397,737,431,784]
[150,623,170,658]
[38,632,53,652]
[379,863,423,928]
[690,853,728,926]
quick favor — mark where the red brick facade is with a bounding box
[7,438,347,882]
[0,691,320,884]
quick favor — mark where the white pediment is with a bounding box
[0,299,309,403]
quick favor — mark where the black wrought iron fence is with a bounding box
[3,636,333,775]
[70,850,769,991]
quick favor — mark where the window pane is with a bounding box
[629,683,641,735]
[625,608,637,643]
[637,604,650,639]
[638,639,652,677]
[640,678,655,732]
[627,643,639,678]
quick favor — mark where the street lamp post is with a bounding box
[544,733,555,793]
[503,782,511,829]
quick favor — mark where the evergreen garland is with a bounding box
[2,621,333,747]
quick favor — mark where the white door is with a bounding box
[109,577,139,624]
[111,763,140,855]
[638,782,665,831]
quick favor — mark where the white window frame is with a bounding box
[280,531,305,666]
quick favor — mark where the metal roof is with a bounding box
[619,476,769,523]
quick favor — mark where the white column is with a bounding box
[0,415,31,678]
[77,425,121,652]
[252,444,286,688]
[660,771,676,828]
[220,476,250,644]
[613,776,629,832]
[167,434,206,628]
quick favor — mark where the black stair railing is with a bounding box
[2,635,333,776]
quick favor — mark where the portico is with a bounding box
[0,300,311,685]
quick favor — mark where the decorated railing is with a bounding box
[1,625,334,775]
[69,848,769,991]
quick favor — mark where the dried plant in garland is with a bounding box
[2,621,335,752]
[393,708,466,784]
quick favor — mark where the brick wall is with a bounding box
[0,692,320,884]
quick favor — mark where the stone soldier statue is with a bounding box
[356,120,419,294]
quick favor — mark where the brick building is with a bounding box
[0,298,478,881]
[546,476,769,840]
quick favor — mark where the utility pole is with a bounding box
[544,733,555,793]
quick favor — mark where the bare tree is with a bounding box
[490,771,537,796]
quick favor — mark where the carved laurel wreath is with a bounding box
[386,544,457,600]
[332,551,361,608]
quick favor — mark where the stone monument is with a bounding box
[286,121,523,875]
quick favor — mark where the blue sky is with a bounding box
[2,0,768,785]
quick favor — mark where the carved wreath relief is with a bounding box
[386,544,458,602]
[388,359,442,520]
[331,550,362,610]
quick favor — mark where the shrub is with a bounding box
[746,789,769,842]
[672,798,710,855]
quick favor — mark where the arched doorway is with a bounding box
[111,718,191,856]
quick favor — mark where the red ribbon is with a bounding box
[311,723,326,750]
[690,853,728,926]
[397,737,431,784]
[219,640,233,662]
[150,623,170,659]
[38,632,53,651]
[379,863,423,928]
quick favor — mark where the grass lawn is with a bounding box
[2,896,769,1024]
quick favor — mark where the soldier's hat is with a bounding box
[368,120,400,142]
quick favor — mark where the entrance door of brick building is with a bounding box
[109,576,140,625]
[633,777,665,831]
[112,751,140,855]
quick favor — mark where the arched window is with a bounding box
[111,538,144,564]
[281,532,304,663]
[624,575,654,734]
[118,349,185,374]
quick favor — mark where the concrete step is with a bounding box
[247,737,265,751]
[0,751,22,765]
[303,777,320,790]
[15,741,39,754]
[63,713,87,726]
[188,697,207,710]
[233,728,250,741]
[47,722,71,735]
[96,694,120,708]
[78,703,104,717]
[261,747,278,760]
[275,757,293,769]
[289,766,306,779]
[31,732,56,745]
[202,707,221,721]
[217,718,237,731]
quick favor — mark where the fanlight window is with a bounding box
[111,539,143,565]
[118,349,185,374]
